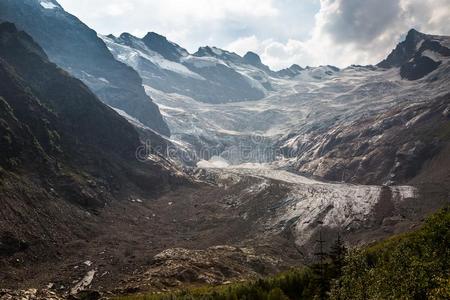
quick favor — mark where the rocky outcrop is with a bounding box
[378,29,426,68]
[142,32,188,62]
[378,29,450,80]
[125,246,281,290]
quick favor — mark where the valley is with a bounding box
[0,1,449,299]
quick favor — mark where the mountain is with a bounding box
[0,0,170,135]
[279,30,450,185]
[149,29,450,188]
[378,29,450,80]
[0,22,183,274]
[102,33,272,103]
[276,64,304,78]
[1,10,449,296]
[142,32,189,62]
[243,51,273,74]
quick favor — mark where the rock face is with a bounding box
[142,32,189,62]
[0,22,183,271]
[243,51,274,74]
[0,0,170,135]
[378,29,450,80]
[378,29,426,68]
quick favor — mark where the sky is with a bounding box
[57,0,450,70]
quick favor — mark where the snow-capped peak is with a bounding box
[194,46,242,62]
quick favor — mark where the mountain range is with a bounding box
[0,0,449,298]
[0,0,169,135]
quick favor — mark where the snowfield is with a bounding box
[146,60,449,166]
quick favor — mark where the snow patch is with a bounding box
[98,77,109,84]
[182,55,226,68]
[101,35,204,80]
[421,50,442,62]
[40,1,58,9]
[112,107,149,130]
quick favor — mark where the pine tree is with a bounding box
[328,233,347,300]
[312,223,329,300]
[329,233,347,279]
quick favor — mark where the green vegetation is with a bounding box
[115,268,316,300]
[116,207,450,300]
[331,206,450,300]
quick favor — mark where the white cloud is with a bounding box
[227,36,261,55]
[227,0,450,70]
[228,37,315,70]
[58,0,450,70]
[104,3,134,16]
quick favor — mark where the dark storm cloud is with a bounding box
[320,0,401,44]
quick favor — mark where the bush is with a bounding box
[331,206,450,300]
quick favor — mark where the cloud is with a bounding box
[57,0,317,54]
[104,3,134,16]
[317,0,401,44]
[227,37,314,70]
[227,36,261,54]
[58,0,450,69]
[226,0,450,69]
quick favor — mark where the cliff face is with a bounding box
[0,0,170,135]
[378,29,450,80]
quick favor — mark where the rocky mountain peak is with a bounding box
[378,28,427,68]
[243,51,262,65]
[290,64,304,71]
[378,28,450,80]
[193,46,244,65]
[195,46,226,57]
[405,28,424,41]
[276,63,305,78]
[119,32,137,40]
[143,31,168,43]
[142,32,188,61]
[242,50,274,74]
